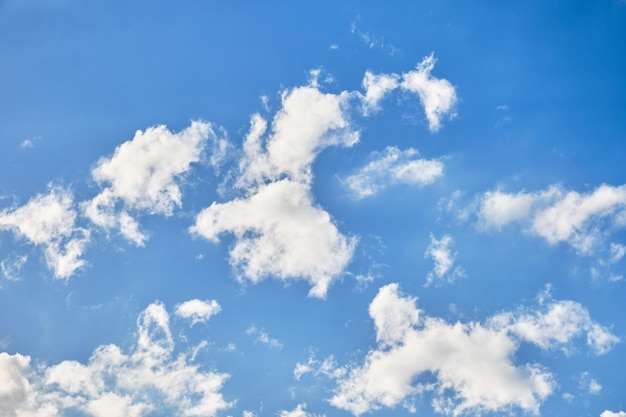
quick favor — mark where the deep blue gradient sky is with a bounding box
[1,1,626,417]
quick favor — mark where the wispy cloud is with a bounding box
[191,79,360,298]
[246,325,283,350]
[344,147,443,199]
[0,187,89,278]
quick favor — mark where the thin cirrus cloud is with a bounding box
[0,187,90,279]
[0,302,232,417]
[343,146,443,199]
[328,283,617,416]
[477,183,626,255]
[424,233,465,286]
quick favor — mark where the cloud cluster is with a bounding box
[478,184,626,254]
[344,147,443,199]
[0,121,221,280]
[424,234,465,286]
[0,188,89,278]
[330,283,617,416]
[2,57,456,296]
[192,58,456,297]
[361,53,458,131]
[0,301,231,417]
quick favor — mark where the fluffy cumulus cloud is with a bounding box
[0,187,90,278]
[478,184,626,254]
[602,411,626,417]
[0,302,232,417]
[424,234,465,286]
[361,71,399,115]
[175,299,221,325]
[192,180,356,298]
[83,121,220,245]
[330,283,617,416]
[361,54,458,131]
[344,147,443,199]
[192,80,361,298]
[488,301,619,356]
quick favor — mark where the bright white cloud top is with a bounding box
[1,2,625,417]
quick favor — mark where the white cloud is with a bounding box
[0,187,89,278]
[83,121,219,245]
[246,325,283,350]
[588,379,602,394]
[190,81,361,298]
[344,147,443,199]
[602,411,626,417]
[20,139,33,149]
[359,54,457,131]
[330,283,617,416]
[489,301,619,355]
[294,354,346,381]
[279,403,324,417]
[478,184,626,255]
[609,242,626,263]
[193,62,456,296]
[424,234,465,286]
[192,180,356,298]
[0,255,27,281]
[236,85,359,188]
[361,72,399,115]
[0,302,232,417]
[400,54,458,132]
[175,299,221,325]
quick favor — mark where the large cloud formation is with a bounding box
[192,58,457,297]
[0,302,231,417]
[330,283,617,415]
[191,78,361,298]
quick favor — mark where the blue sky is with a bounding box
[1,1,626,416]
